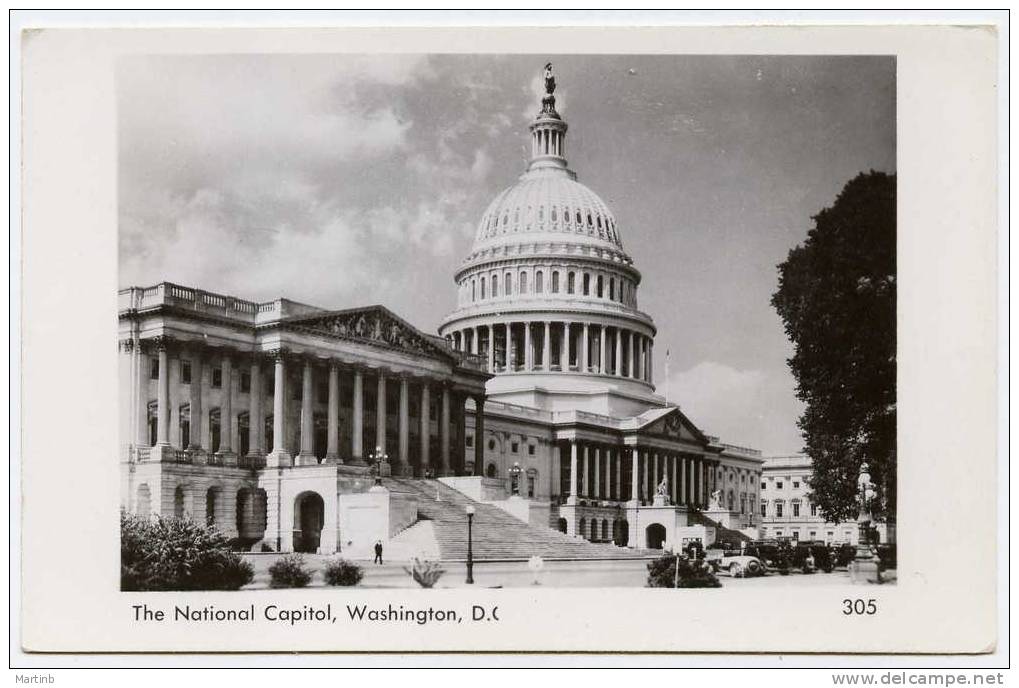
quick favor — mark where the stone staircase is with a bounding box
[385,478,655,562]
[687,510,755,546]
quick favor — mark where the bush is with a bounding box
[269,554,313,588]
[647,553,722,588]
[403,558,445,588]
[121,512,254,591]
[324,558,364,586]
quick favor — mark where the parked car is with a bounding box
[712,553,767,578]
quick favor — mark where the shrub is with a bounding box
[647,553,722,588]
[324,558,364,586]
[120,512,254,591]
[269,553,313,588]
[403,558,445,588]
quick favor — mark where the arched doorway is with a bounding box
[293,492,325,554]
[486,463,497,479]
[556,517,567,533]
[601,519,609,541]
[645,523,666,550]
[578,517,587,540]
[618,519,629,547]
[206,487,221,527]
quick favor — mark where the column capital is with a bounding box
[266,347,289,362]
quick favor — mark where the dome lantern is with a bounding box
[527,63,570,175]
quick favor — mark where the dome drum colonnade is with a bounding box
[440,63,657,391]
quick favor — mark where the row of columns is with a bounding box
[137,338,479,476]
[449,321,653,383]
[563,440,713,508]
[463,268,635,309]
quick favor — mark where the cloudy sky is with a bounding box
[118,54,895,455]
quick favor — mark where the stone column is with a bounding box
[670,455,678,505]
[351,369,364,464]
[568,441,579,505]
[543,321,552,370]
[487,324,495,372]
[419,382,431,475]
[189,349,204,450]
[156,340,170,447]
[296,359,315,466]
[629,447,639,505]
[648,341,654,383]
[524,321,532,371]
[629,330,637,378]
[614,328,623,376]
[562,322,570,369]
[604,448,612,500]
[637,336,645,381]
[581,323,590,373]
[325,363,339,463]
[472,327,480,355]
[615,449,622,500]
[651,452,658,492]
[219,352,234,462]
[267,350,290,467]
[440,386,451,475]
[246,355,261,457]
[599,325,607,374]
[505,322,513,370]
[376,372,387,454]
[398,377,410,474]
[641,450,649,503]
[696,459,703,507]
[583,445,591,497]
[593,446,601,500]
[473,395,485,476]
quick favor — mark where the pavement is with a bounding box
[240,554,872,589]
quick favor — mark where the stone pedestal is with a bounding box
[850,548,882,584]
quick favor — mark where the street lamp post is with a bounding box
[465,505,475,584]
[368,446,388,486]
[850,462,882,584]
[509,462,522,497]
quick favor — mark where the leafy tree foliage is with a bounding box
[772,171,896,524]
[121,512,254,591]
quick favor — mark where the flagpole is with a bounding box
[665,349,671,405]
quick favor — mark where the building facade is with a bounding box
[119,65,765,554]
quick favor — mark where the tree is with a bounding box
[771,171,896,524]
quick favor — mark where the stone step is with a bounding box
[385,477,655,561]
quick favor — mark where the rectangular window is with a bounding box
[810,504,818,517]
[793,481,800,488]
[792,503,800,517]
[465,435,474,448]
[776,503,783,517]
[760,503,767,517]
[760,481,766,490]
[150,357,159,380]
[776,481,783,489]
[527,475,535,498]
[511,442,519,453]
[240,371,251,393]
[181,360,192,385]
[528,445,535,455]
[775,530,783,537]
[792,531,799,541]
[212,368,222,389]
[809,531,817,538]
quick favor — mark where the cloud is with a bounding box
[665,360,805,456]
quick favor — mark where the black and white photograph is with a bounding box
[117,53,896,591]
[14,17,1001,666]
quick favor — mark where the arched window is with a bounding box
[597,275,604,298]
[505,272,513,295]
[486,463,497,479]
[209,408,221,453]
[519,271,528,294]
[471,279,476,302]
[567,272,575,294]
[583,273,590,296]
[178,403,191,449]
[535,270,544,294]
[551,271,559,293]
[492,274,499,297]
[526,468,537,498]
[609,278,615,301]
[480,277,486,299]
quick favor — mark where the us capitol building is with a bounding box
[119,66,764,557]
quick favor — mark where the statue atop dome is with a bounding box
[540,62,559,118]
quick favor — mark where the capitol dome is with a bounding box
[440,64,661,417]
[472,173,624,255]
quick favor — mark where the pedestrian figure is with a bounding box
[374,540,383,565]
